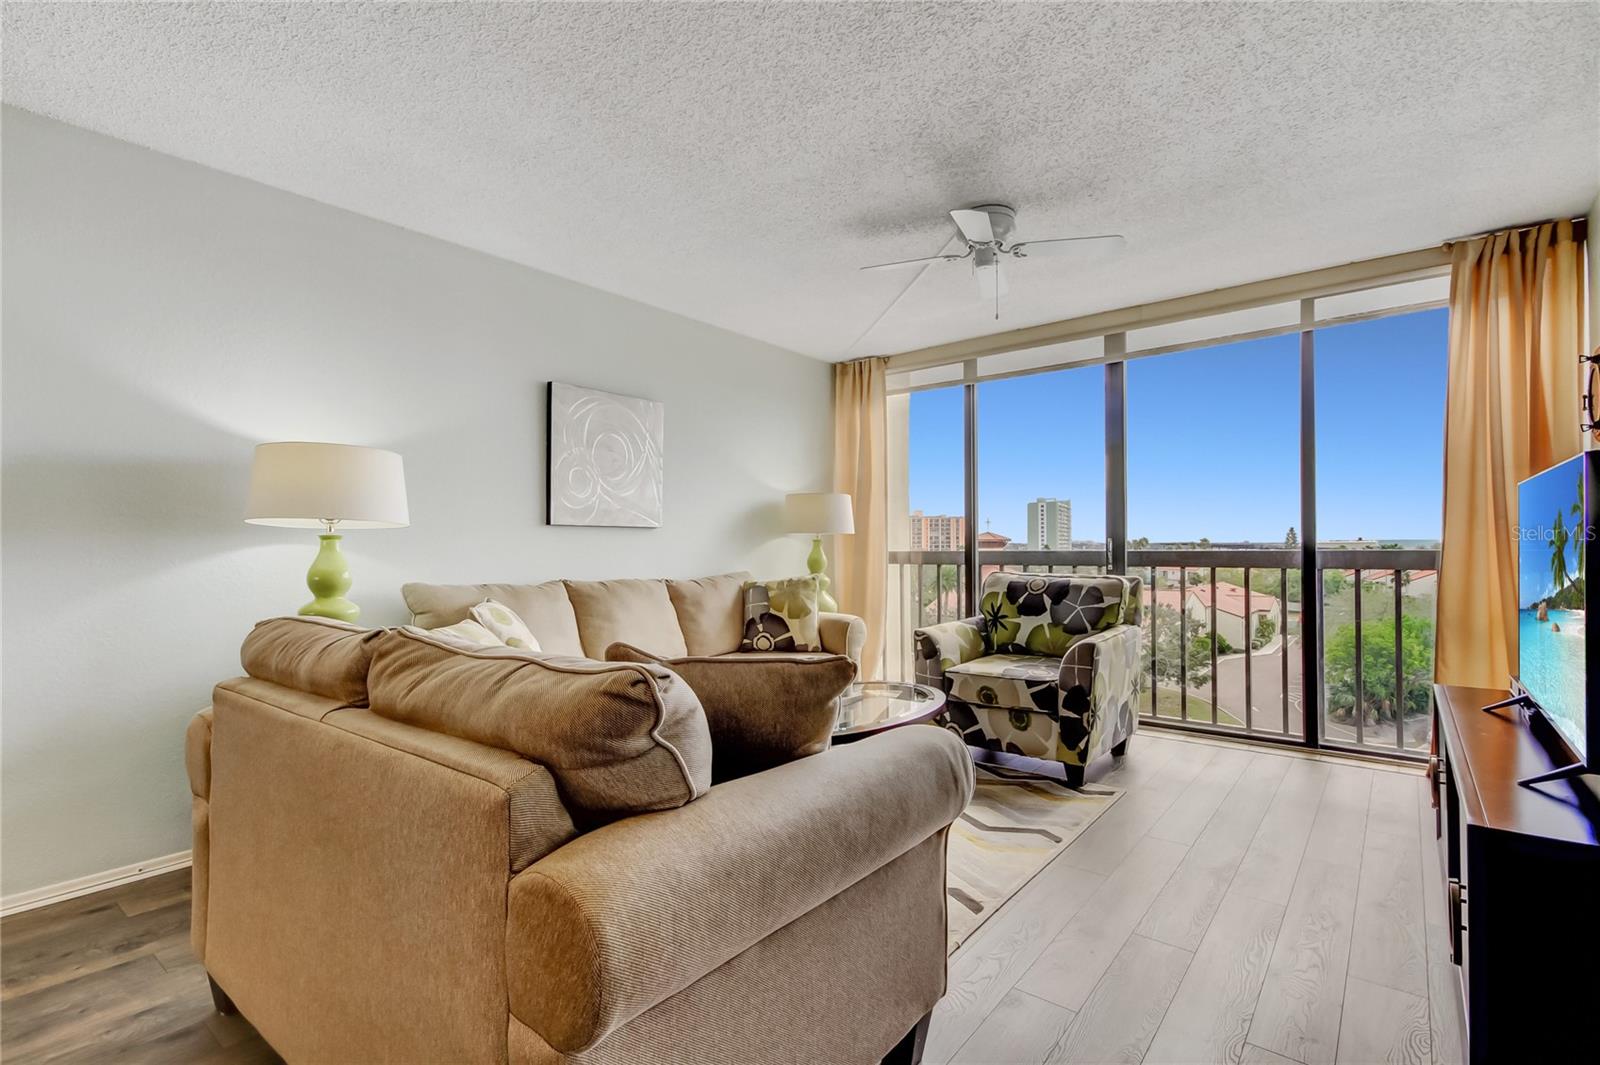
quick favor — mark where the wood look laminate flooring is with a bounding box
[934,733,1464,1065]
[0,873,280,1064]
[0,732,1463,1065]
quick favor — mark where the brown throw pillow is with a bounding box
[605,643,856,783]
[370,628,712,815]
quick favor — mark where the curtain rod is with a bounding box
[1445,215,1587,245]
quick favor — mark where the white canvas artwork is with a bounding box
[546,382,664,527]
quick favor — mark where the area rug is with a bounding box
[946,764,1123,953]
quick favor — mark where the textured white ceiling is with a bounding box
[4,2,1597,361]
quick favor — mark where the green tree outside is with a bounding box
[1323,615,1434,724]
[1252,614,1276,649]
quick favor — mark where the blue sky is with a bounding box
[1517,454,1585,609]
[908,306,1448,544]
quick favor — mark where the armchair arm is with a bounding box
[913,616,986,687]
[1115,574,1145,628]
[817,611,866,664]
[505,726,974,1053]
[1057,623,1143,766]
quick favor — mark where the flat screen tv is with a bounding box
[1507,451,1600,785]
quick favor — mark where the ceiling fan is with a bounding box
[860,204,1124,318]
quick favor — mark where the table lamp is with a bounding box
[245,442,409,622]
[785,492,854,612]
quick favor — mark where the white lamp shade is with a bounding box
[785,492,854,535]
[245,442,409,529]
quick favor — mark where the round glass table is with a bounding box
[833,681,948,741]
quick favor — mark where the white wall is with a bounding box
[0,108,834,898]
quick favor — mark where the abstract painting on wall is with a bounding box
[546,382,664,527]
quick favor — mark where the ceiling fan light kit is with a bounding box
[861,202,1124,319]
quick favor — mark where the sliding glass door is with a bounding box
[884,276,1450,758]
[1127,331,1302,739]
[1314,307,1447,754]
[976,361,1106,574]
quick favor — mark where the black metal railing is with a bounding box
[885,546,1437,758]
[1128,548,1299,742]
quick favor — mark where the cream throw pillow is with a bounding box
[470,599,543,652]
[426,619,504,651]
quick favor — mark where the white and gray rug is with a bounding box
[946,764,1123,952]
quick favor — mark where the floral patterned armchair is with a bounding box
[914,571,1144,787]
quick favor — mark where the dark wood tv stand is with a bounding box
[1431,683,1600,1064]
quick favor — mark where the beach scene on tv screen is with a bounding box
[1518,455,1587,759]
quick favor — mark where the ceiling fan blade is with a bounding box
[950,209,995,244]
[859,251,969,272]
[1008,234,1126,259]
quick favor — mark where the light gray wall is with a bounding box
[0,108,834,897]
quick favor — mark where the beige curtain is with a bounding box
[833,357,888,678]
[1435,220,1587,688]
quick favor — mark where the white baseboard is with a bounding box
[1,850,192,918]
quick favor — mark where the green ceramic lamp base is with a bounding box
[298,533,360,622]
[807,534,838,613]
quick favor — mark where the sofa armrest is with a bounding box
[1057,623,1143,766]
[913,616,986,687]
[817,611,866,664]
[505,725,974,1052]
[185,708,214,963]
[186,708,213,800]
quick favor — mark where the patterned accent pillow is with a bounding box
[470,599,543,652]
[426,619,504,651]
[739,576,822,653]
[979,572,1129,656]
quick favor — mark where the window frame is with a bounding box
[886,268,1449,758]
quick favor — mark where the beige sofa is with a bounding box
[186,589,969,1065]
[400,571,867,665]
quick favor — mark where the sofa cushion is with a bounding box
[605,643,855,782]
[368,628,711,815]
[945,653,1060,713]
[239,616,383,705]
[740,576,822,653]
[666,572,750,656]
[401,580,584,657]
[564,578,688,659]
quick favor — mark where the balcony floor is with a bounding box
[927,730,1461,1065]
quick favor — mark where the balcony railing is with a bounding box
[885,546,1438,758]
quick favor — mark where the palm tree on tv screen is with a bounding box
[1550,508,1570,598]
[1576,468,1585,590]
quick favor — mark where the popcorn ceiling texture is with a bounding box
[3,1,1596,360]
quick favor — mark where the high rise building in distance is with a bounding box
[1026,498,1072,549]
[908,510,966,550]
